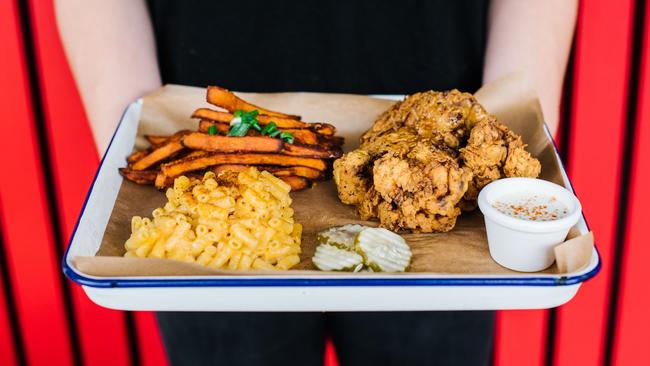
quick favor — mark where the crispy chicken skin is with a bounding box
[460,118,541,204]
[369,143,472,232]
[334,90,541,233]
[503,135,542,178]
[362,89,491,149]
[333,150,372,205]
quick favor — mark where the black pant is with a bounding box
[157,312,495,366]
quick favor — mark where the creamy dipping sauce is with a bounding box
[491,193,569,221]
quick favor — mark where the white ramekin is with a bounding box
[477,178,582,272]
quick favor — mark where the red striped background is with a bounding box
[1,0,648,365]
[555,0,635,364]
[611,0,650,365]
[1,0,74,364]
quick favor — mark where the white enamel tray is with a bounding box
[63,98,600,311]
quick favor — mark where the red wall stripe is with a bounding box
[494,310,548,366]
[611,1,650,364]
[27,0,100,233]
[554,0,635,365]
[324,339,338,366]
[0,261,17,366]
[0,0,75,364]
[135,312,170,366]
[26,1,132,365]
[69,297,130,366]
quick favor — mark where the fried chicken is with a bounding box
[333,150,372,206]
[369,142,472,232]
[336,134,471,232]
[460,117,541,208]
[362,89,492,149]
[334,90,541,233]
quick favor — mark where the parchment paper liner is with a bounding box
[73,74,594,277]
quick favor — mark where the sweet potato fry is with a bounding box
[207,86,301,120]
[155,173,169,189]
[322,135,344,147]
[144,134,170,147]
[209,164,249,175]
[195,121,341,157]
[282,143,342,159]
[131,131,190,170]
[260,117,335,135]
[184,150,212,159]
[147,130,189,144]
[154,169,311,191]
[119,168,158,185]
[211,164,323,180]
[131,142,184,171]
[270,166,323,179]
[198,120,230,135]
[198,120,325,145]
[181,132,283,153]
[192,108,335,135]
[290,130,324,145]
[192,108,238,123]
[278,176,310,191]
[127,150,150,164]
[161,153,327,179]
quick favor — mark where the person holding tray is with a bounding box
[55,1,577,365]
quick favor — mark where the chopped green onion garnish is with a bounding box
[226,110,293,143]
[240,110,258,125]
[250,120,263,132]
[279,132,294,143]
[229,116,242,126]
[207,125,218,135]
[227,122,250,136]
[261,122,277,135]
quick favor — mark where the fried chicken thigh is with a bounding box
[333,149,372,206]
[460,118,541,208]
[370,142,472,232]
[334,90,541,233]
[362,89,492,149]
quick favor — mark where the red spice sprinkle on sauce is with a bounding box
[492,195,569,221]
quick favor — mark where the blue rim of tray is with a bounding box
[61,100,602,289]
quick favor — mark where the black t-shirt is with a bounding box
[147,0,489,94]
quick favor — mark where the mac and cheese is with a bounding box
[124,168,302,270]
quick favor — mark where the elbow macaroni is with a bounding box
[124,168,302,270]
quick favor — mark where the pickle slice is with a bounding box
[355,228,412,272]
[317,224,365,250]
[312,243,364,272]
